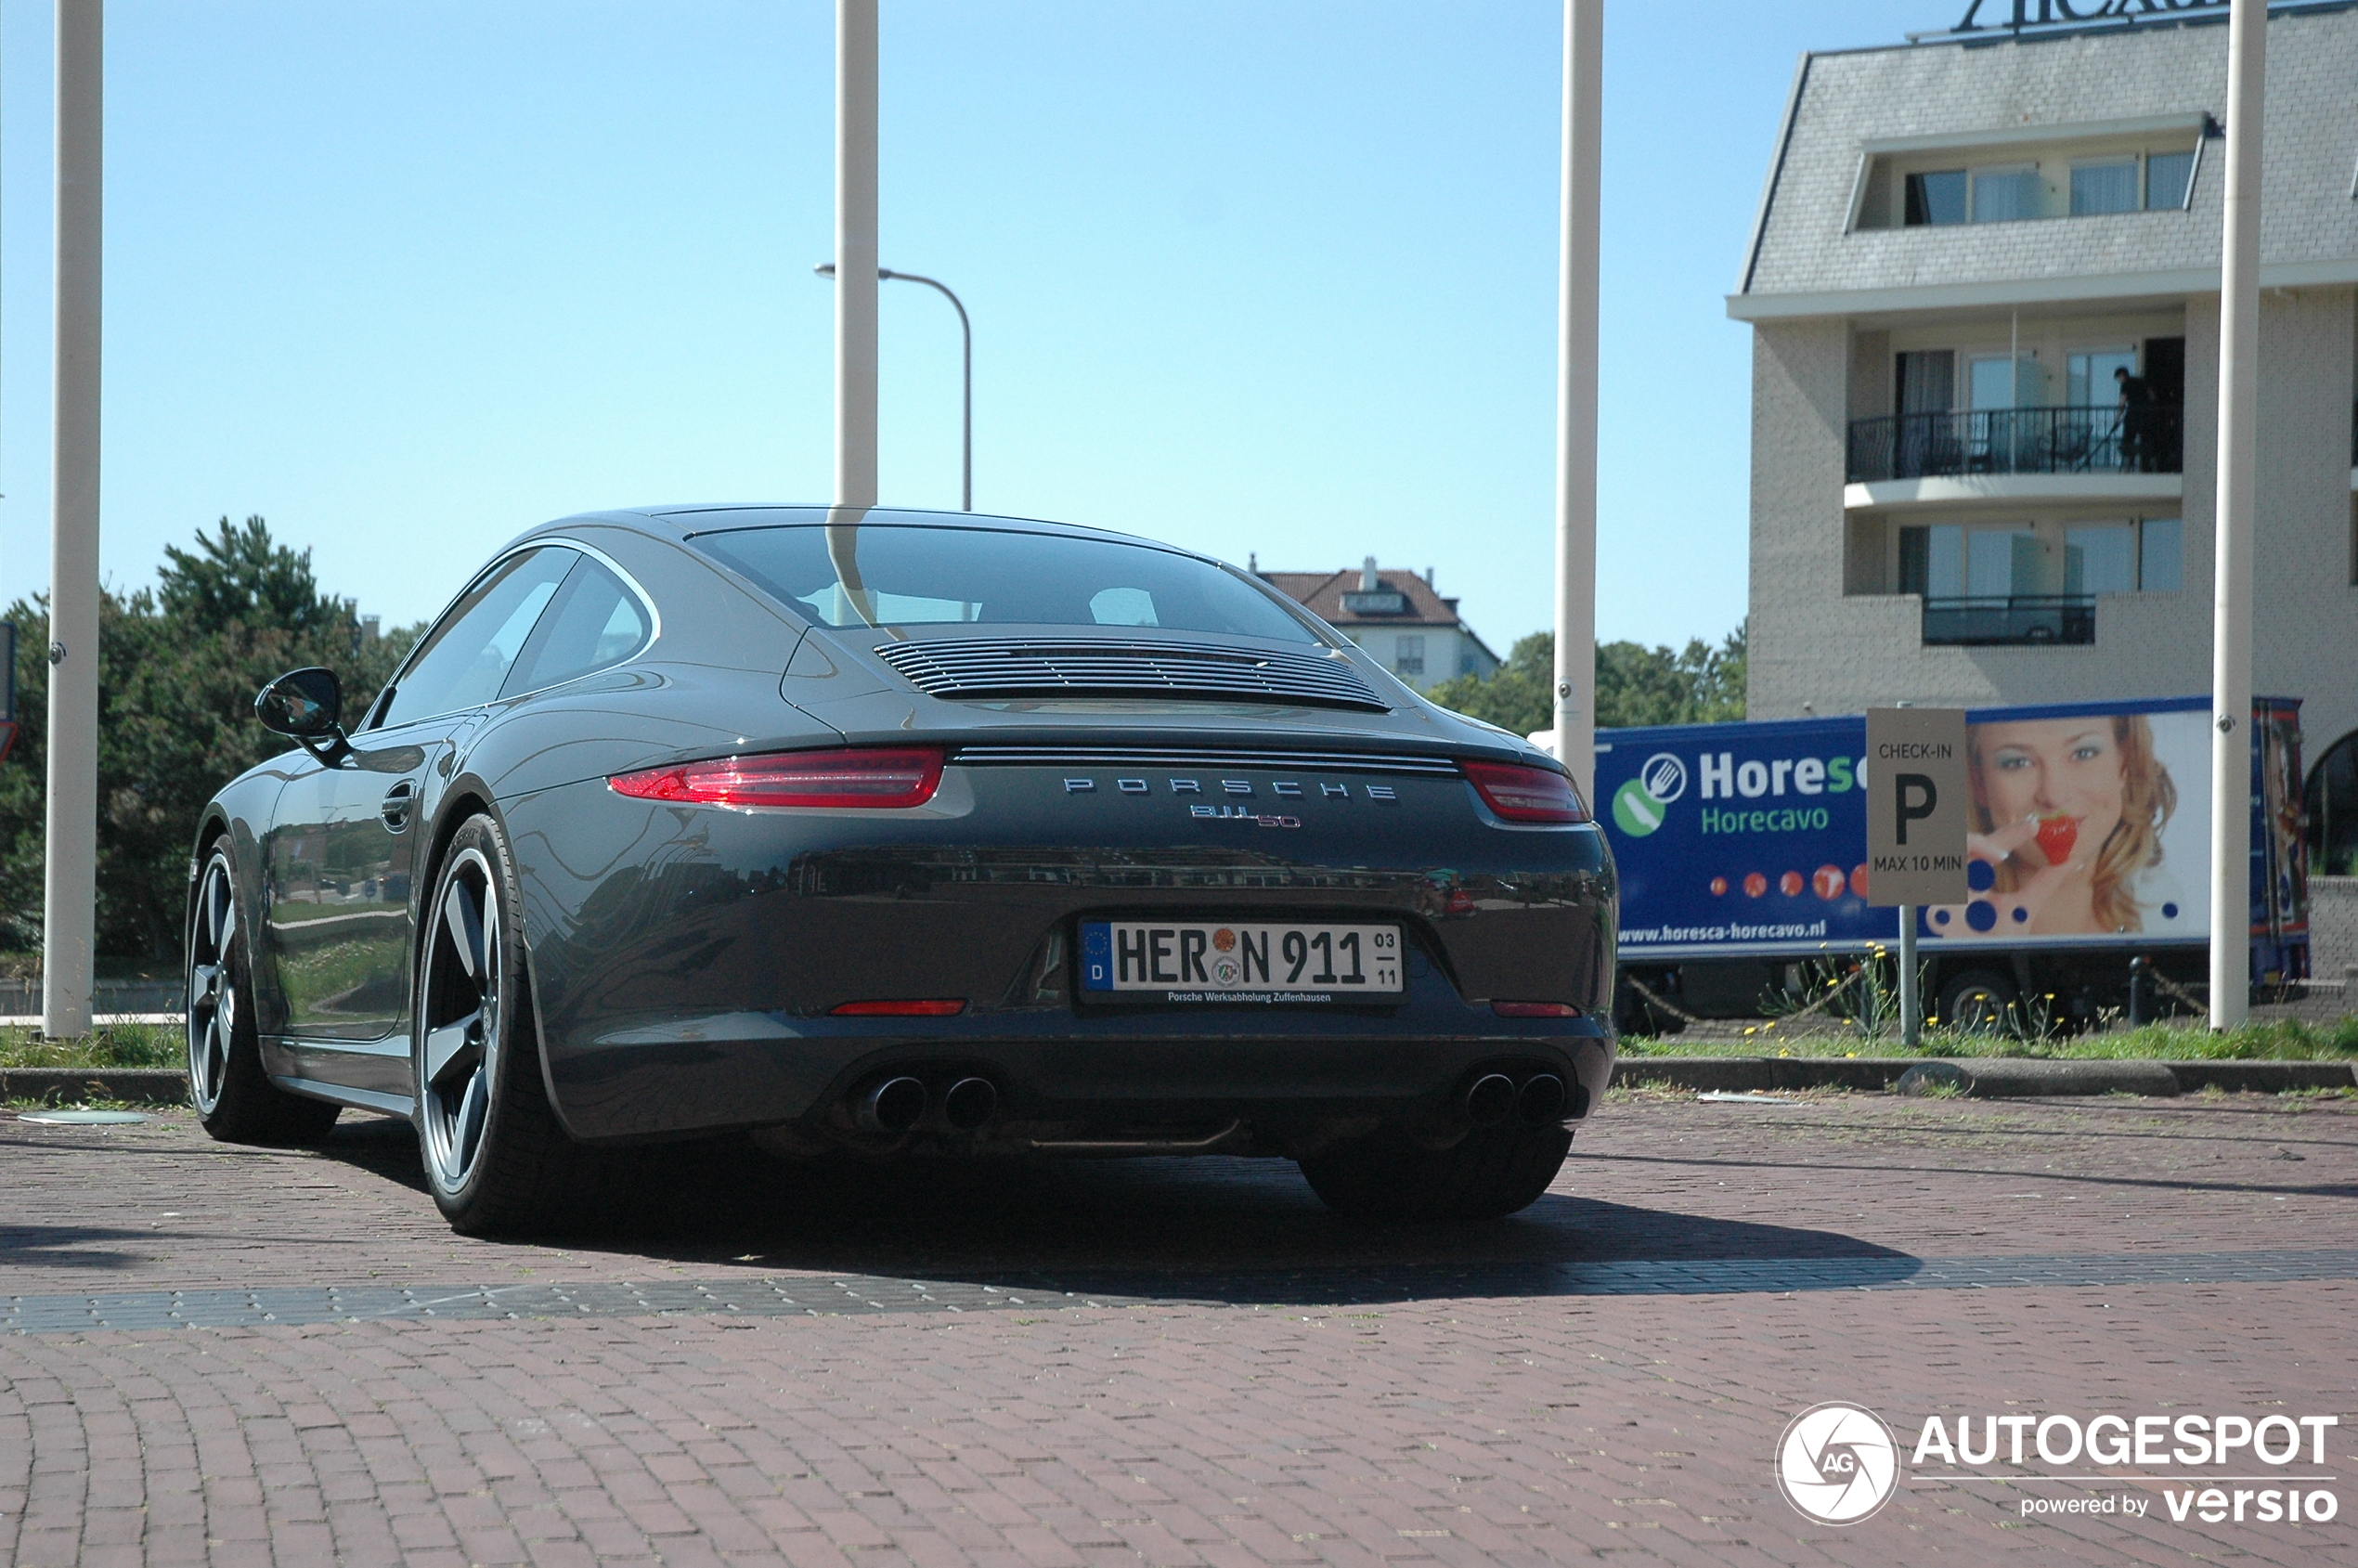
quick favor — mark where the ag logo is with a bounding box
[1774,1402,1898,1525]
[1610,752,1688,838]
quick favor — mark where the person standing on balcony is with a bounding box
[2115,364,2158,472]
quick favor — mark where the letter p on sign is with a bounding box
[1865,708,1968,905]
[1896,775,1937,845]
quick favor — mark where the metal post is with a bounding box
[1550,0,1600,804]
[813,265,974,512]
[835,0,878,510]
[43,0,102,1040]
[881,270,971,511]
[2209,0,2264,1031]
[1898,906,1919,1046]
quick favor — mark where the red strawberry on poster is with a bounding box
[2033,813,2079,866]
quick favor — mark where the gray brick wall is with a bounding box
[1744,9,2358,303]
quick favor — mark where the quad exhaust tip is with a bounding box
[859,1076,928,1134]
[1465,1073,1518,1127]
[1466,1070,1571,1128]
[943,1077,998,1132]
[1515,1073,1567,1126]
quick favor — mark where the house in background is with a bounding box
[1258,558,1501,693]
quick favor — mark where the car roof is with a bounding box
[548,504,1173,551]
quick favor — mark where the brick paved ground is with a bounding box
[2,1087,2352,1566]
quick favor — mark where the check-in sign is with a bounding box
[1865,708,1968,905]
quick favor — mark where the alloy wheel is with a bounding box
[421,847,503,1194]
[186,853,238,1115]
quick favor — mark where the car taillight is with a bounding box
[830,999,966,1017]
[1461,760,1587,823]
[610,747,944,810]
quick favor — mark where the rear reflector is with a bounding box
[1492,1001,1581,1017]
[611,747,944,810]
[1461,760,1587,823]
[829,999,967,1017]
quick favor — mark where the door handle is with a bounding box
[381,779,419,832]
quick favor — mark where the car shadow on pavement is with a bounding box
[311,1114,1921,1304]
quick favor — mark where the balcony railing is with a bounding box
[1922,595,2095,647]
[1849,405,2182,483]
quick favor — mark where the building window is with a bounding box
[1341,590,1408,616]
[1395,635,1425,677]
[2070,158,2138,215]
[1970,163,2042,223]
[1898,524,2040,599]
[2064,524,2136,594]
[2146,149,2196,209]
[2139,518,2182,592]
[2066,347,2136,407]
[1903,170,1966,226]
[1873,140,2199,230]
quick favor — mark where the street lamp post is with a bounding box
[816,263,973,512]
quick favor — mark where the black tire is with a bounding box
[1300,1121,1573,1222]
[1937,968,2018,1034]
[414,813,594,1236]
[187,843,340,1145]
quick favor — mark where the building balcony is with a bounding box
[1922,594,2095,647]
[1849,405,2182,480]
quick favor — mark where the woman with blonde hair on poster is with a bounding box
[1938,713,2187,939]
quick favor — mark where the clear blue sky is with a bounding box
[0,1,1965,653]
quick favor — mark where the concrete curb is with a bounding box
[1,1069,190,1106]
[1611,1056,2358,1097]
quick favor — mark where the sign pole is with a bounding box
[1898,905,1918,1045]
[1551,0,1600,803]
[1865,707,1967,1047]
[2208,0,2263,1031]
[42,0,102,1041]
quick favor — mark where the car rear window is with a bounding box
[691,524,1316,642]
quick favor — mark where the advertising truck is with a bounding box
[1592,695,2308,1033]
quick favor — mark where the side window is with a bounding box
[501,558,653,697]
[379,548,577,728]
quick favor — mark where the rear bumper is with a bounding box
[537,1000,1615,1146]
[504,765,1618,1143]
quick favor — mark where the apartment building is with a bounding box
[1730,0,2358,873]
[1258,559,1501,693]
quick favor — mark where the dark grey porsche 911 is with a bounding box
[187,505,1618,1233]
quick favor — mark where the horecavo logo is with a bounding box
[1612,752,1687,837]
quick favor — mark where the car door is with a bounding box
[264,546,580,1059]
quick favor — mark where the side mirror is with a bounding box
[256,667,345,746]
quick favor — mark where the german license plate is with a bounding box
[1079,920,1404,1003]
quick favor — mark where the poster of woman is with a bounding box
[1925,705,2211,942]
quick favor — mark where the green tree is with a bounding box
[0,519,418,961]
[1425,620,1748,736]
[159,515,352,636]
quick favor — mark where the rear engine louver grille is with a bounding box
[874,639,1390,711]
